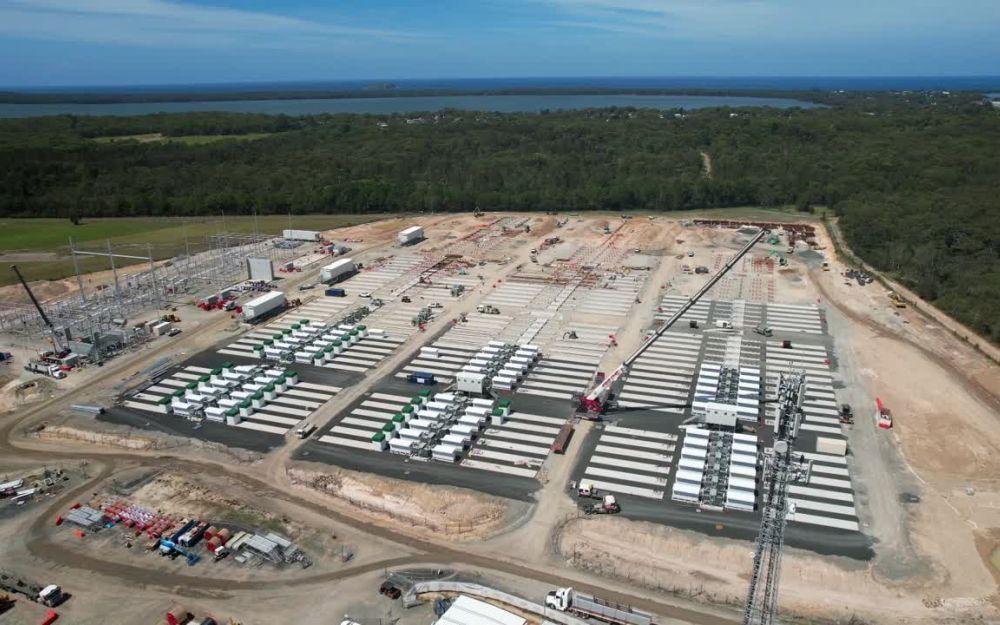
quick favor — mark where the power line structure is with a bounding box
[742,371,808,625]
[0,232,294,344]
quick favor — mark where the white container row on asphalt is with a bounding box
[581,425,678,499]
[616,331,704,414]
[575,274,645,316]
[656,295,824,335]
[317,392,565,479]
[218,314,404,374]
[124,364,340,436]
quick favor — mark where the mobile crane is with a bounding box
[579,228,768,415]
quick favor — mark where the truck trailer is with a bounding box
[545,587,653,625]
[397,226,425,245]
[242,291,286,322]
[320,258,356,284]
[282,229,321,241]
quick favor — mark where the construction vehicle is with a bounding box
[25,360,66,379]
[839,404,854,424]
[157,538,201,565]
[753,325,773,337]
[580,229,767,416]
[545,587,653,625]
[477,304,500,314]
[875,397,893,429]
[11,265,64,351]
[0,572,65,608]
[577,482,603,498]
[296,424,317,439]
[888,291,907,308]
[378,581,402,599]
[584,495,621,515]
[401,295,411,303]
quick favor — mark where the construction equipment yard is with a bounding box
[0,211,997,625]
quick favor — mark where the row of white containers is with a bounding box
[383,394,509,462]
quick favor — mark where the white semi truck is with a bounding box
[545,587,653,625]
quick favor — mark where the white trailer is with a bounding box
[320,257,356,284]
[282,229,321,241]
[242,291,286,322]
[397,226,425,245]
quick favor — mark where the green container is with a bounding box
[265,383,275,392]
[157,397,170,405]
[357,325,367,331]
[371,432,386,442]
[287,371,298,377]
[300,319,310,325]
[275,376,286,385]
[172,389,184,397]
[273,333,283,340]
[211,368,222,375]
[410,398,422,405]
[418,389,431,397]
[402,405,414,414]
[291,323,301,330]
[333,340,343,347]
[349,330,358,337]
[324,345,334,352]
[492,408,503,416]
[264,339,274,346]
[381,423,395,433]
[186,381,198,390]
[253,391,263,400]
[392,413,405,423]
[282,328,292,335]
[226,408,238,417]
[498,399,511,408]
[221,361,234,369]
[199,374,210,382]
[240,400,251,408]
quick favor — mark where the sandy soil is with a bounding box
[288,463,521,541]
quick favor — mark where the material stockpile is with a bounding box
[98,499,177,538]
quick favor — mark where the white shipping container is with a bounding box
[242,291,286,321]
[397,225,425,245]
[282,229,321,241]
[321,258,356,283]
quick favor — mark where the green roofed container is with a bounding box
[324,345,334,352]
[273,333,283,340]
[199,374,210,382]
[186,381,198,390]
[221,361,234,369]
[333,340,343,347]
[357,325,367,331]
[282,328,292,335]
[410,398,422,405]
[392,413,405,423]
[381,423,395,433]
[240,400,251,408]
[492,408,503,416]
[291,323,301,330]
[371,432,386,442]
[211,367,222,375]
[418,389,431,397]
[300,319,310,325]
[172,389,184,397]
[265,383,275,392]
[264,339,274,346]
[402,405,414,414]
[158,397,170,405]
[498,399,511,408]
[226,408,239,416]
[253,391,264,399]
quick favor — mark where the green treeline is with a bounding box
[0,98,997,341]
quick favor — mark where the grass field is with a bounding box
[91,132,275,145]
[0,214,387,287]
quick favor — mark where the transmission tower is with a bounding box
[742,371,806,625]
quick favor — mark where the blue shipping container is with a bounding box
[407,372,436,385]
[325,288,346,297]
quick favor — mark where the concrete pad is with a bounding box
[460,458,537,478]
[234,421,287,435]
[581,479,663,499]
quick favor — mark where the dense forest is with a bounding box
[0,93,997,341]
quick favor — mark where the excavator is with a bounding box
[579,228,768,416]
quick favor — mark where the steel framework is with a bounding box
[742,371,807,625]
[0,233,295,344]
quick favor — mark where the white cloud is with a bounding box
[0,0,420,47]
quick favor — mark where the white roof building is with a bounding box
[437,596,526,625]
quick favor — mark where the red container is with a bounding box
[216,528,232,544]
[41,611,59,625]
[54,516,63,526]
[69,502,81,510]
[204,526,217,540]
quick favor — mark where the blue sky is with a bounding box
[1,0,998,87]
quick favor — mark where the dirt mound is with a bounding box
[288,464,510,540]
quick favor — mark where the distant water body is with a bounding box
[0,94,822,118]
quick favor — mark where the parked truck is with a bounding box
[545,587,653,625]
[320,258,356,284]
[583,495,621,515]
[24,360,65,379]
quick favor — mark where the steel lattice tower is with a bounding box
[742,372,806,625]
